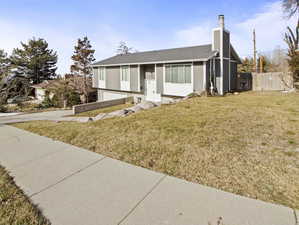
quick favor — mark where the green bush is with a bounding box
[67,91,81,107]
[39,95,54,108]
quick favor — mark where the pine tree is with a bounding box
[10,38,57,84]
[70,36,95,103]
[0,49,9,80]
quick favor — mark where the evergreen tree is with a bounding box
[70,36,95,103]
[0,49,9,80]
[10,38,57,84]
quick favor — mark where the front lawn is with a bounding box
[0,166,50,225]
[14,91,299,209]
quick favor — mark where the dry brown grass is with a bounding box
[0,166,50,225]
[14,91,299,209]
[72,103,133,117]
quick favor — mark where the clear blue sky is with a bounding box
[0,0,295,74]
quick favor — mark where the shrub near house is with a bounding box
[32,77,96,108]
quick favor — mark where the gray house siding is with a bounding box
[106,66,120,90]
[223,31,230,58]
[130,65,139,92]
[223,59,230,93]
[205,60,211,90]
[213,30,220,51]
[156,64,164,94]
[193,62,204,92]
[230,61,237,90]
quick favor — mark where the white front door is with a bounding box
[145,66,161,102]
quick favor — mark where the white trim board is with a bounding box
[92,58,210,67]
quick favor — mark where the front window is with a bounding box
[99,67,105,80]
[121,66,129,81]
[165,64,191,83]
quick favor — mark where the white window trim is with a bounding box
[163,63,194,96]
[164,63,193,84]
[97,67,106,89]
[120,65,130,91]
[99,67,106,81]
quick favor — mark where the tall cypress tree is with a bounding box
[10,38,58,84]
[70,36,95,103]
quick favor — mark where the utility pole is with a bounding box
[259,55,264,73]
[253,29,257,72]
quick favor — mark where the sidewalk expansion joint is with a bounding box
[118,174,167,225]
[29,156,107,198]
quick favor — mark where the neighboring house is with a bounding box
[92,15,242,103]
[31,78,97,102]
[31,80,55,101]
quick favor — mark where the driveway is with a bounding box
[0,125,297,225]
[0,110,73,124]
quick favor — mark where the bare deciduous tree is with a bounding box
[284,24,299,81]
[282,0,299,18]
[116,41,135,55]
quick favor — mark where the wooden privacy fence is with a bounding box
[252,72,293,91]
[73,96,133,115]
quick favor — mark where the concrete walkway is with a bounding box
[0,110,73,124]
[0,125,297,225]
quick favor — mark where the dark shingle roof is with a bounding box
[93,44,217,66]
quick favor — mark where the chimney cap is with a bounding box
[218,15,225,28]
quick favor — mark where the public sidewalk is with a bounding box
[0,124,297,225]
[0,110,73,124]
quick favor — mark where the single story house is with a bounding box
[92,15,242,103]
[31,77,97,102]
[31,80,56,101]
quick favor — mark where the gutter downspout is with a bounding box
[208,52,218,95]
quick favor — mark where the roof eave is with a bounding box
[91,58,211,67]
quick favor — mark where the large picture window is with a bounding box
[165,64,191,84]
[121,66,129,81]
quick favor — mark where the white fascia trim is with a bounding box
[91,58,209,67]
